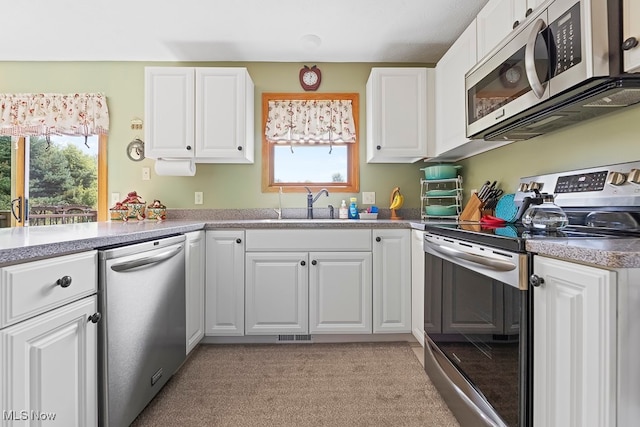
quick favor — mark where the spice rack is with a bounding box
[420,176,463,220]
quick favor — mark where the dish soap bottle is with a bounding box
[522,194,568,230]
[348,197,359,219]
[339,200,348,219]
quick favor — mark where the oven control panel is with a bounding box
[554,171,608,193]
[516,161,640,208]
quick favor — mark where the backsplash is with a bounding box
[167,207,422,221]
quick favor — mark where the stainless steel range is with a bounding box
[422,161,640,427]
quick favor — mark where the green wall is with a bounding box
[0,62,429,210]
[459,104,640,197]
[1,61,639,211]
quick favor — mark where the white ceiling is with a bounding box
[5,0,489,63]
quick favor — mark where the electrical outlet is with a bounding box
[142,167,150,181]
[111,193,120,204]
[362,192,376,204]
[194,192,203,205]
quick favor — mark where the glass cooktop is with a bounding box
[422,222,631,253]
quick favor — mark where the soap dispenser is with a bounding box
[339,200,348,219]
[348,197,359,219]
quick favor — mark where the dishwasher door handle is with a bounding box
[110,245,183,272]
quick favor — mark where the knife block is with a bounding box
[459,194,485,222]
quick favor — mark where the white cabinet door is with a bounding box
[533,256,616,427]
[144,67,195,159]
[372,229,411,333]
[309,252,372,334]
[366,68,434,163]
[477,0,526,61]
[245,252,308,335]
[205,230,245,336]
[435,20,478,156]
[0,296,98,427]
[196,68,254,163]
[623,0,640,72]
[145,67,254,163]
[185,231,205,353]
[410,230,425,345]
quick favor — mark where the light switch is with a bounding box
[111,193,120,204]
[362,192,376,204]
[142,167,150,181]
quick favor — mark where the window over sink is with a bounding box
[261,93,359,193]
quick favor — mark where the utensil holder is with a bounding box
[459,194,485,222]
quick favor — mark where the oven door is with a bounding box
[423,234,530,427]
[466,7,551,139]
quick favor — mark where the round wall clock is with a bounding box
[126,138,145,161]
[500,64,522,88]
[299,65,321,91]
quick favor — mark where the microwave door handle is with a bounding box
[525,18,547,99]
[425,240,516,272]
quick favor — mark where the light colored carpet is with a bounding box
[131,342,459,427]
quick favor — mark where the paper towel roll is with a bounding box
[154,159,196,176]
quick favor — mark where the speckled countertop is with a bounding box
[525,238,640,269]
[2,216,639,269]
[0,218,413,266]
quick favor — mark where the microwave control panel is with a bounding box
[549,1,582,76]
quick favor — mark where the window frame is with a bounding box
[261,92,360,193]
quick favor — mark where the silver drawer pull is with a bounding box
[56,275,72,288]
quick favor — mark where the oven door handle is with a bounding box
[425,240,516,272]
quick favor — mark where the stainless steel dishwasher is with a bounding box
[98,234,186,427]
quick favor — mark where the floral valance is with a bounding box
[0,93,109,137]
[265,99,356,144]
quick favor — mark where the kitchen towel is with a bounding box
[154,159,196,176]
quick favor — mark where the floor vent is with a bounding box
[276,334,312,343]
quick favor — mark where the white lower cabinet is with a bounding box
[244,229,374,336]
[245,252,309,335]
[309,252,372,334]
[0,250,99,427]
[410,230,425,345]
[205,230,245,336]
[185,231,205,353]
[533,256,616,427]
[1,297,98,427]
[373,229,411,333]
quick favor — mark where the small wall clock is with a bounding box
[299,65,321,91]
[126,138,145,161]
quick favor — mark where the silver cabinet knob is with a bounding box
[529,274,544,287]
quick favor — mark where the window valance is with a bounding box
[265,99,356,144]
[0,93,109,137]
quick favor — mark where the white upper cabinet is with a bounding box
[366,67,435,163]
[623,0,640,72]
[145,67,254,163]
[477,0,546,62]
[433,19,513,161]
[435,20,479,157]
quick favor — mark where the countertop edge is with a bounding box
[0,219,415,266]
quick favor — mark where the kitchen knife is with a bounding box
[478,181,491,200]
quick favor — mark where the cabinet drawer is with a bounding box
[1,251,97,328]
[245,229,372,251]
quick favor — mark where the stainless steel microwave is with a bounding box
[465,0,640,141]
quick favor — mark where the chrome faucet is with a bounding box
[305,187,329,219]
